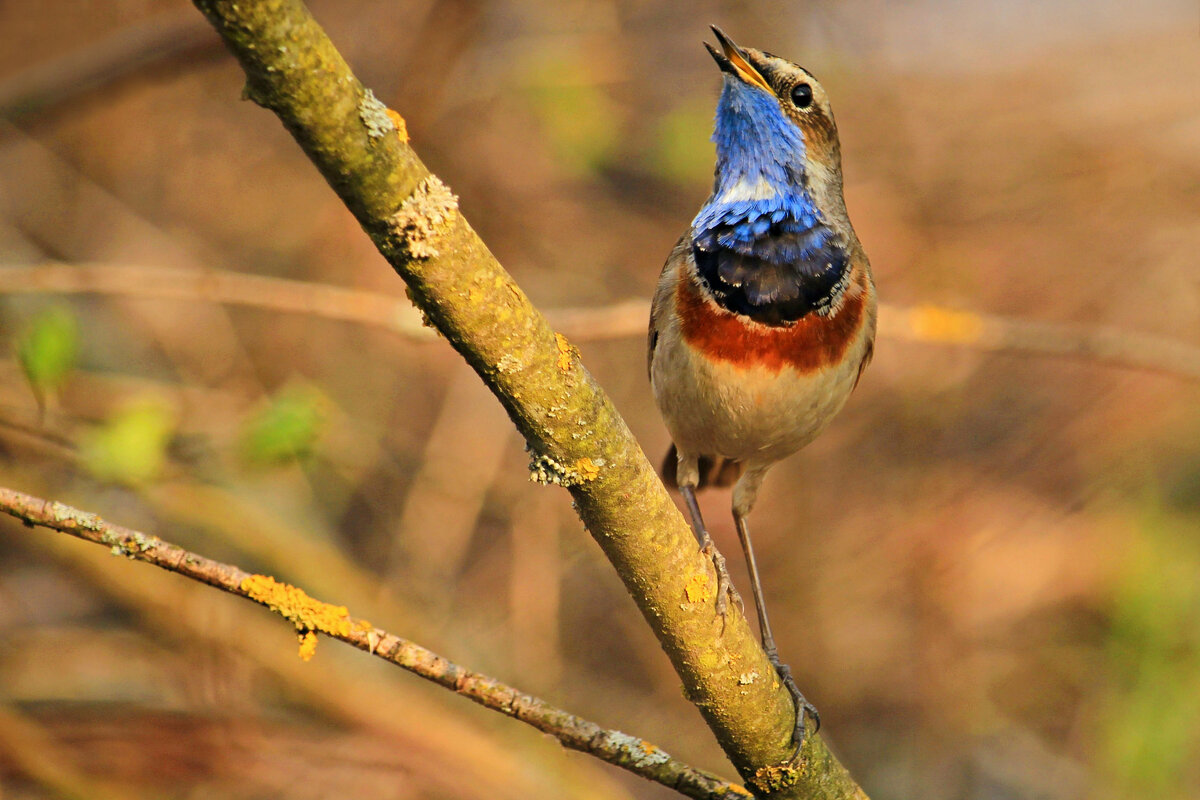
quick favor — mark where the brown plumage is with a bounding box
[660,443,743,490]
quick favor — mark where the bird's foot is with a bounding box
[701,541,743,617]
[768,655,819,758]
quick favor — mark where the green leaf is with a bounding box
[81,398,176,485]
[239,383,326,466]
[17,306,78,403]
[1100,506,1200,799]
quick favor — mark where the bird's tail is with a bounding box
[660,444,742,491]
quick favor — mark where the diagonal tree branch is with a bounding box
[181,1,865,796]
[0,485,750,800]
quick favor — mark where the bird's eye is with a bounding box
[790,83,813,108]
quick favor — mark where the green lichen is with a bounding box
[386,176,459,259]
[47,501,102,531]
[358,88,395,139]
[602,731,672,767]
[102,527,156,559]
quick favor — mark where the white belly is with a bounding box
[651,327,867,468]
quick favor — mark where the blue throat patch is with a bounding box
[691,77,847,324]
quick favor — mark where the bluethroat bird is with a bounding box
[649,27,876,750]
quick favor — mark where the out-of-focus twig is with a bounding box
[0,260,644,343]
[2,262,1197,380]
[0,127,262,390]
[0,704,136,800]
[0,11,219,120]
[876,304,1200,381]
[0,485,750,800]
[385,365,514,593]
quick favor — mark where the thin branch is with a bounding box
[0,11,220,119]
[0,262,437,340]
[0,485,750,800]
[876,304,1200,381]
[3,262,1197,380]
[0,704,136,800]
[10,478,580,798]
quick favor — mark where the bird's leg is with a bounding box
[734,509,820,754]
[679,484,740,616]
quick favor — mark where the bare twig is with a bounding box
[8,476,583,799]
[0,262,435,339]
[876,304,1200,381]
[0,704,136,800]
[0,126,262,390]
[3,262,1197,380]
[385,365,514,592]
[0,11,219,119]
[0,485,750,800]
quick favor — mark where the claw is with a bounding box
[704,545,742,617]
[770,657,819,758]
[680,486,742,618]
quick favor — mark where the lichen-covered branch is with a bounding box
[0,485,749,800]
[186,1,866,796]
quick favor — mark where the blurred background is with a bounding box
[1,1,1198,798]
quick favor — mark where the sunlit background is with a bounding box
[1,1,1198,798]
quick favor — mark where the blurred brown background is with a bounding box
[1,1,1198,798]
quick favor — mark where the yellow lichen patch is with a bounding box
[298,630,318,661]
[528,452,605,487]
[240,574,354,637]
[907,305,984,344]
[574,457,601,482]
[750,762,801,794]
[685,571,713,603]
[555,332,578,372]
[386,108,408,142]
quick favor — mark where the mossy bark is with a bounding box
[191,2,867,796]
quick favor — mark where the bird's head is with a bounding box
[689,28,855,324]
[702,27,844,217]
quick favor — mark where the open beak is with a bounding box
[705,26,772,93]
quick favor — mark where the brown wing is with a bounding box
[647,318,659,381]
[852,335,874,392]
[647,234,689,379]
